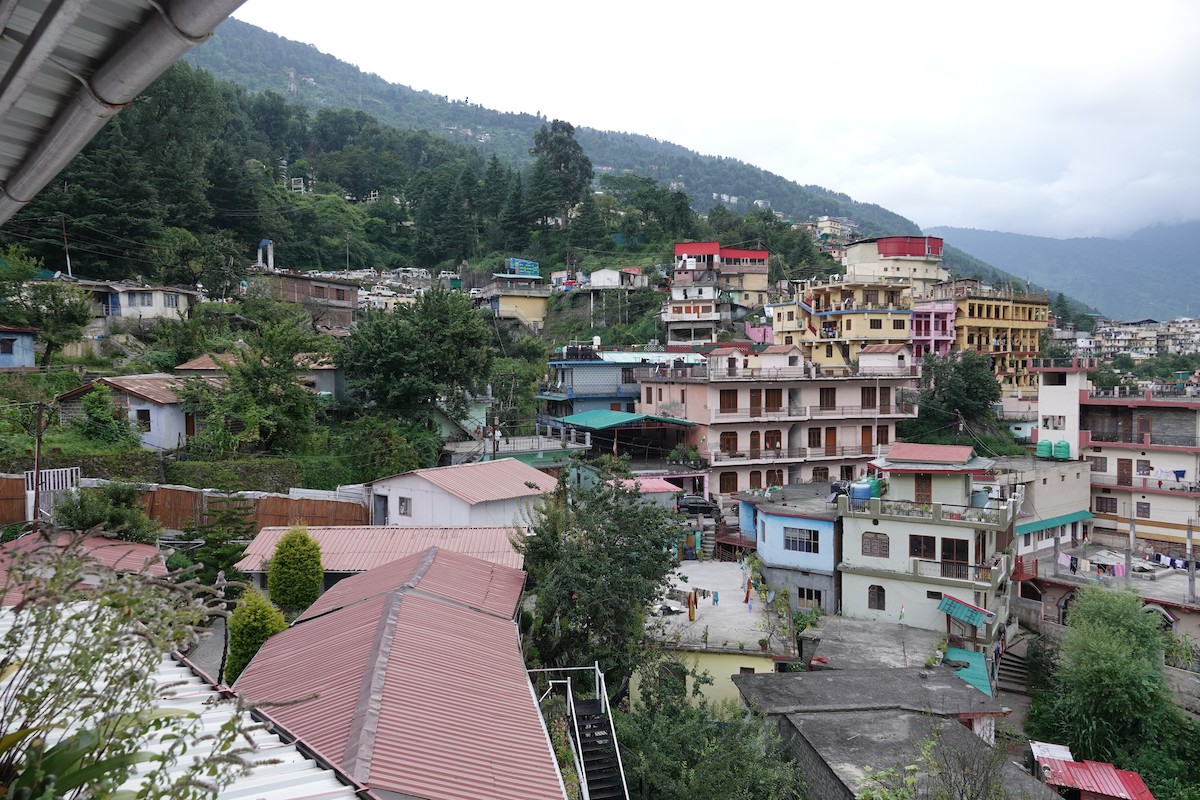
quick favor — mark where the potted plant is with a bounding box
[758,637,769,652]
[737,641,746,652]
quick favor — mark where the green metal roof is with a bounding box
[554,409,696,430]
[937,594,988,628]
[944,647,992,696]
[1016,510,1094,535]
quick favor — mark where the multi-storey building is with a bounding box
[481,271,552,333]
[838,443,1022,650]
[929,279,1049,399]
[665,242,770,343]
[663,265,721,345]
[537,343,704,418]
[910,298,957,358]
[768,236,948,368]
[637,343,918,498]
[1034,356,1200,554]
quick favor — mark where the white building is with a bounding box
[364,458,558,527]
[57,373,209,452]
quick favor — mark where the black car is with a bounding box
[676,495,719,517]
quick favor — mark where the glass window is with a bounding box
[1095,496,1117,514]
[869,319,883,330]
[766,469,783,487]
[0,339,13,355]
[784,527,820,553]
[719,432,738,452]
[719,472,738,493]
[868,585,885,610]
[1086,456,1107,472]
[909,535,936,560]
[862,532,889,558]
[719,389,737,413]
[397,496,412,516]
[1136,501,1150,518]
[164,293,179,309]
[749,471,762,489]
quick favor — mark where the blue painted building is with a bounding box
[537,345,705,419]
[0,325,37,368]
[737,484,839,614]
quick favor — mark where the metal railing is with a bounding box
[808,403,916,417]
[1084,428,1200,448]
[1090,472,1200,493]
[913,558,1001,585]
[709,443,893,462]
[635,365,920,382]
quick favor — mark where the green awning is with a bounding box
[554,409,696,430]
[536,392,569,401]
[944,647,992,696]
[938,594,988,628]
[1016,510,1093,536]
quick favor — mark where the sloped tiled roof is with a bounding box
[174,353,238,371]
[761,344,802,354]
[234,547,565,800]
[234,526,524,574]
[372,458,557,505]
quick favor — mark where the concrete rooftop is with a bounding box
[736,483,839,520]
[652,560,795,657]
[800,616,943,670]
[1033,543,1200,611]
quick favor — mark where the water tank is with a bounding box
[1053,440,1071,460]
[1036,439,1053,459]
[593,335,602,348]
[864,477,882,497]
[849,481,873,507]
[971,489,990,508]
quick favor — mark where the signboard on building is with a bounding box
[507,257,540,276]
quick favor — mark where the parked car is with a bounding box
[676,495,719,517]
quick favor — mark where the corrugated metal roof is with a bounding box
[860,344,909,353]
[1037,757,1155,800]
[234,526,524,574]
[761,344,801,354]
[938,594,989,628]
[554,409,697,430]
[1,533,166,605]
[296,547,524,624]
[174,352,237,371]
[410,458,558,505]
[886,443,976,464]
[0,605,365,799]
[615,477,684,494]
[235,549,565,800]
[944,646,992,696]
[1016,510,1094,535]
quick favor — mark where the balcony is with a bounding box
[1083,428,1200,449]
[1090,472,1200,494]
[661,306,721,323]
[839,495,1017,530]
[1085,386,1200,404]
[808,403,917,418]
[709,443,892,463]
[913,555,1008,589]
[634,365,920,383]
[714,404,809,421]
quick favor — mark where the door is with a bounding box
[880,386,892,413]
[819,387,837,410]
[824,427,837,456]
[184,412,196,439]
[765,388,783,413]
[750,389,762,418]
[749,431,761,458]
[942,538,969,580]
[915,473,933,504]
[727,357,738,377]
[1137,416,1152,444]
[1117,458,1133,487]
[372,494,389,525]
[861,425,873,455]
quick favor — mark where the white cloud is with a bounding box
[231,0,1200,238]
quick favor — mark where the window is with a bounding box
[808,428,822,447]
[877,425,890,445]
[764,429,781,450]
[164,293,179,309]
[719,432,738,452]
[645,387,653,404]
[826,345,833,358]
[868,584,886,610]
[138,292,153,307]
[1136,459,1151,476]
[795,587,822,609]
[811,466,829,482]
[335,288,346,301]
[135,409,151,432]
[621,367,634,384]
[719,472,738,493]
[657,388,663,401]
[787,311,794,321]
[1095,496,1117,514]
[869,319,883,330]
[909,535,936,560]
[766,469,783,486]
[397,496,412,516]
[927,591,943,600]
[313,286,326,299]
[0,339,13,355]
[819,387,836,410]
[861,386,876,409]
[784,527,820,553]
[862,532,889,558]
[1136,501,1151,519]
[739,667,756,675]
[719,389,737,414]
[1086,456,1108,472]
[892,319,906,330]
[784,335,794,345]
[765,388,782,412]
[749,471,762,489]
[840,464,856,481]
[680,390,686,403]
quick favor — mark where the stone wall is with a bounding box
[1164,665,1200,722]
[776,716,853,800]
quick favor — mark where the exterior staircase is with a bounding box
[571,698,627,800]
[996,649,1029,694]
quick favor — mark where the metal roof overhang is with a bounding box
[1016,510,1094,536]
[554,409,697,430]
[0,0,247,226]
[937,594,989,628]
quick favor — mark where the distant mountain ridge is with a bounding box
[925,223,1200,320]
[184,18,1080,307]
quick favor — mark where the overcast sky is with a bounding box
[231,0,1199,240]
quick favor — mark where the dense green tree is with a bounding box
[340,288,493,420]
[497,173,530,250]
[525,156,563,229]
[75,385,140,448]
[571,191,606,250]
[341,415,441,482]
[55,482,162,544]
[478,153,511,220]
[618,656,803,800]
[174,496,256,591]
[530,119,593,222]
[516,459,679,685]
[915,351,1002,426]
[0,245,92,366]
[225,587,287,683]
[266,527,323,614]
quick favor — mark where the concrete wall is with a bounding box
[758,512,835,572]
[1164,665,1200,722]
[760,563,837,615]
[778,717,854,800]
[0,332,35,368]
[123,398,186,452]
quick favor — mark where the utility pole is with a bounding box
[59,214,72,277]
[30,402,47,536]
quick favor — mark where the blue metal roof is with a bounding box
[1016,510,1093,535]
[937,594,988,628]
[945,646,992,696]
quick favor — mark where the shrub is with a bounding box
[266,527,322,613]
[75,385,141,448]
[225,588,286,683]
[54,482,162,544]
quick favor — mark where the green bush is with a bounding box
[225,588,286,684]
[75,386,141,448]
[163,458,303,493]
[54,482,162,544]
[266,527,322,614]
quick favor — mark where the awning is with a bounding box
[554,409,696,430]
[938,594,989,628]
[1016,510,1094,536]
[944,646,992,696]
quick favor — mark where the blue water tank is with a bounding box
[971,489,990,508]
[850,481,873,507]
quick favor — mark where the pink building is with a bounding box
[911,298,957,358]
[637,344,919,500]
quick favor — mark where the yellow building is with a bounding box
[770,275,912,368]
[931,280,1049,399]
[481,273,551,333]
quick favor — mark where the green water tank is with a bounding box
[1053,440,1070,460]
[1036,439,1053,459]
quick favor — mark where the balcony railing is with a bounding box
[536,383,641,399]
[840,495,1016,529]
[1087,386,1200,401]
[634,365,920,383]
[715,405,807,420]
[809,403,916,418]
[1090,472,1200,493]
[1030,357,1100,370]
[1084,428,1200,448]
[709,443,892,463]
[913,559,1000,585]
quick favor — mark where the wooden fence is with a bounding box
[0,476,24,526]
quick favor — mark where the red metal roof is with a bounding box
[614,477,683,494]
[885,443,975,464]
[859,344,909,353]
[234,526,524,574]
[399,458,558,505]
[296,547,525,623]
[235,548,564,800]
[675,241,721,256]
[761,344,802,354]
[719,247,769,260]
[0,533,166,605]
[174,353,237,371]
[1038,757,1155,800]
